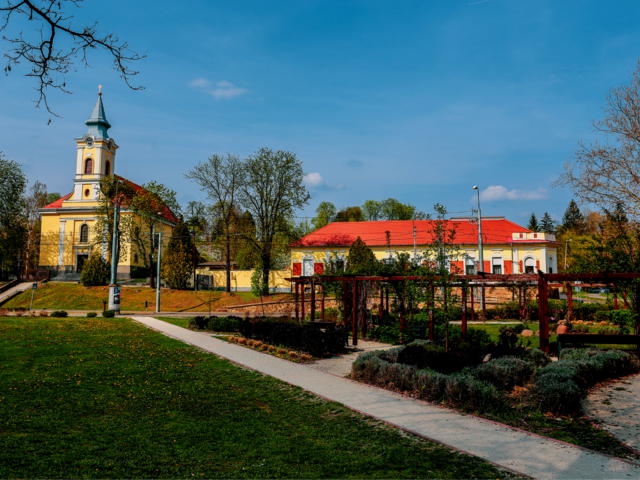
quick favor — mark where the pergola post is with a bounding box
[380,286,384,322]
[301,280,305,323]
[518,286,523,322]
[566,283,573,322]
[310,279,316,322]
[538,275,549,353]
[295,282,299,321]
[321,285,325,321]
[342,280,348,326]
[461,287,467,341]
[614,284,618,310]
[352,279,358,346]
[470,286,475,322]
[386,289,389,312]
[482,283,487,321]
[362,284,367,337]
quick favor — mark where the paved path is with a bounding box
[308,339,396,377]
[0,282,34,306]
[129,315,640,479]
[585,374,640,452]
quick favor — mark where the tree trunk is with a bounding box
[261,252,270,296]
[225,230,231,294]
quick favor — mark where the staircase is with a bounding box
[0,282,36,306]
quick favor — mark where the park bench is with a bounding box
[557,333,640,354]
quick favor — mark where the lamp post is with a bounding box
[154,213,163,313]
[472,186,485,310]
[108,180,123,313]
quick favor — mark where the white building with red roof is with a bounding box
[288,217,558,277]
[38,93,177,279]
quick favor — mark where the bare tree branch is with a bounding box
[1,0,145,118]
[554,60,640,219]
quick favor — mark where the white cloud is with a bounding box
[189,78,211,88]
[304,172,345,191]
[189,78,249,100]
[474,185,547,202]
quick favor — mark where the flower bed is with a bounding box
[226,336,314,362]
[351,341,639,415]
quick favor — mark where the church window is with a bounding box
[80,224,89,243]
[105,160,111,176]
[85,158,93,174]
[84,189,90,198]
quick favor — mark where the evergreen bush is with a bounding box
[161,221,194,290]
[51,310,68,317]
[80,253,110,286]
[102,310,115,318]
[86,312,97,318]
[471,356,534,389]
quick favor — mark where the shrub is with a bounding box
[51,310,68,317]
[38,310,48,317]
[80,252,110,286]
[207,316,241,333]
[268,345,276,352]
[247,339,255,347]
[471,356,534,389]
[288,351,298,358]
[237,338,247,345]
[277,348,286,354]
[86,312,97,318]
[102,310,115,318]
[0,308,8,317]
[444,375,505,411]
[300,354,312,361]
[532,366,582,413]
[189,316,209,330]
[519,348,552,367]
[396,341,481,374]
[14,309,24,317]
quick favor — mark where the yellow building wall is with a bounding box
[195,269,290,291]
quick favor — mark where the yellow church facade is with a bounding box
[38,93,175,279]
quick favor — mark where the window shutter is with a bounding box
[519,260,523,273]
[536,260,540,272]
[483,261,490,273]
[451,261,463,274]
[292,263,301,276]
[504,260,512,274]
[314,263,324,275]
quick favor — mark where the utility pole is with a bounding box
[155,230,163,313]
[108,180,122,314]
[473,186,485,311]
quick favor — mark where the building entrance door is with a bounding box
[77,254,89,273]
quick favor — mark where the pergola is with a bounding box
[287,272,640,353]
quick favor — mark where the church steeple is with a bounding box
[85,89,111,139]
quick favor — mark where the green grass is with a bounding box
[155,316,190,329]
[0,317,515,479]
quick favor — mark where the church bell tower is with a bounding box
[72,87,119,202]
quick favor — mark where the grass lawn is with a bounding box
[155,316,190,329]
[3,283,293,312]
[469,323,545,350]
[0,316,515,479]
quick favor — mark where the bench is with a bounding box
[557,333,640,354]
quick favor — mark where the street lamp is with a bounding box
[472,186,485,310]
[155,212,163,313]
[564,238,572,269]
[108,180,123,314]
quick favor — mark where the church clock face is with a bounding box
[85,137,94,148]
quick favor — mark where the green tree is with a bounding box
[539,212,555,233]
[45,192,61,205]
[0,153,27,278]
[311,201,336,230]
[161,221,194,289]
[527,212,539,232]
[561,199,585,233]
[238,148,310,295]
[336,206,363,222]
[362,200,383,221]
[380,198,427,220]
[345,237,377,274]
[80,252,110,286]
[185,154,244,293]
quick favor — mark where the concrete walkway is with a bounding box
[585,374,640,452]
[129,315,640,479]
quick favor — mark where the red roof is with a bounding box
[40,177,178,223]
[291,219,539,247]
[41,192,73,209]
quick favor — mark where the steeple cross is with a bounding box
[98,84,103,96]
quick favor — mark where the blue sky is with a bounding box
[2,0,639,225]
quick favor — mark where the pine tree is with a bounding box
[161,221,194,289]
[561,199,584,232]
[539,212,555,233]
[80,252,110,286]
[527,213,539,232]
[345,236,377,273]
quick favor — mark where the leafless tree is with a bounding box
[555,60,640,219]
[1,0,145,117]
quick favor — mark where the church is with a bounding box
[38,91,177,279]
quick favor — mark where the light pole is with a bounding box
[108,180,123,314]
[564,238,572,269]
[473,186,485,310]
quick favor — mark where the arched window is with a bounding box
[84,158,93,174]
[80,224,89,243]
[524,257,535,274]
[105,161,111,176]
